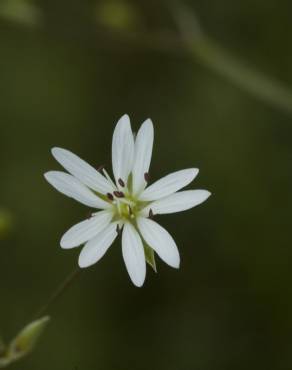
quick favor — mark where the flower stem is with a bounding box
[33,267,82,319]
[170,0,292,115]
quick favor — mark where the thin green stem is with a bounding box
[2,2,292,113]
[171,1,292,114]
[33,267,82,319]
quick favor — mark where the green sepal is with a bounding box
[144,243,157,272]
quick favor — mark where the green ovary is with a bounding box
[113,196,149,223]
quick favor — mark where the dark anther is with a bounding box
[144,172,150,182]
[97,164,105,172]
[118,178,125,187]
[149,209,154,219]
[107,193,114,201]
[113,191,125,198]
[87,212,92,219]
[128,206,133,215]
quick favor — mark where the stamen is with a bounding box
[149,209,154,219]
[113,191,125,198]
[102,168,117,189]
[144,172,150,182]
[116,224,123,235]
[96,164,105,172]
[118,178,125,187]
[128,206,134,219]
[119,198,135,207]
[107,193,114,201]
[87,212,92,219]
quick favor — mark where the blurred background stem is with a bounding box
[1,0,292,114]
[171,1,292,114]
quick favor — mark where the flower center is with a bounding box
[111,192,147,222]
[103,175,150,223]
[117,200,136,220]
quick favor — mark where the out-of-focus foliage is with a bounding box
[173,3,292,114]
[0,0,41,26]
[0,317,50,368]
[96,1,140,31]
[0,210,13,239]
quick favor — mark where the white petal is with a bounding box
[78,222,118,268]
[44,171,110,209]
[122,223,146,287]
[112,114,134,184]
[132,119,154,195]
[51,147,114,194]
[141,190,211,216]
[139,168,199,201]
[60,211,113,249]
[137,217,180,268]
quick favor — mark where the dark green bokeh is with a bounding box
[1,1,292,369]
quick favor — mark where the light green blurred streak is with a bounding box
[96,0,140,31]
[0,210,13,239]
[172,2,292,115]
[0,0,41,27]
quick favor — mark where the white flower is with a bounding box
[44,115,211,287]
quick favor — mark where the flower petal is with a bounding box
[137,217,180,268]
[44,171,110,209]
[60,211,113,249]
[141,190,211,216]
[132,119,154,195]
[122,223,146,287]
[139,168,199,201]
[112,114,134,185]
[51,147,114,194]
[78,222,118,268]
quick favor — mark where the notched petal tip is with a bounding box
[51,146,68,160]
[51,146,61,154]
[204,190,212,199]
[60,237,76,249]
[60,239,68,249]
[191,168,199,178]
[196,189,212,204]
[118,114,130,125]
[43,171,53,182]
[133,280,144,288]
[143,118,154,129]
[173,259,180,269]
[78,259,89,269]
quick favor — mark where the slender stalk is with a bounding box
[33,267,82,319]
[171,1,292,115]
[190,35,292,114]
[3,0,292,115]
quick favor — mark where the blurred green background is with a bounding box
[1,0,292,369]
